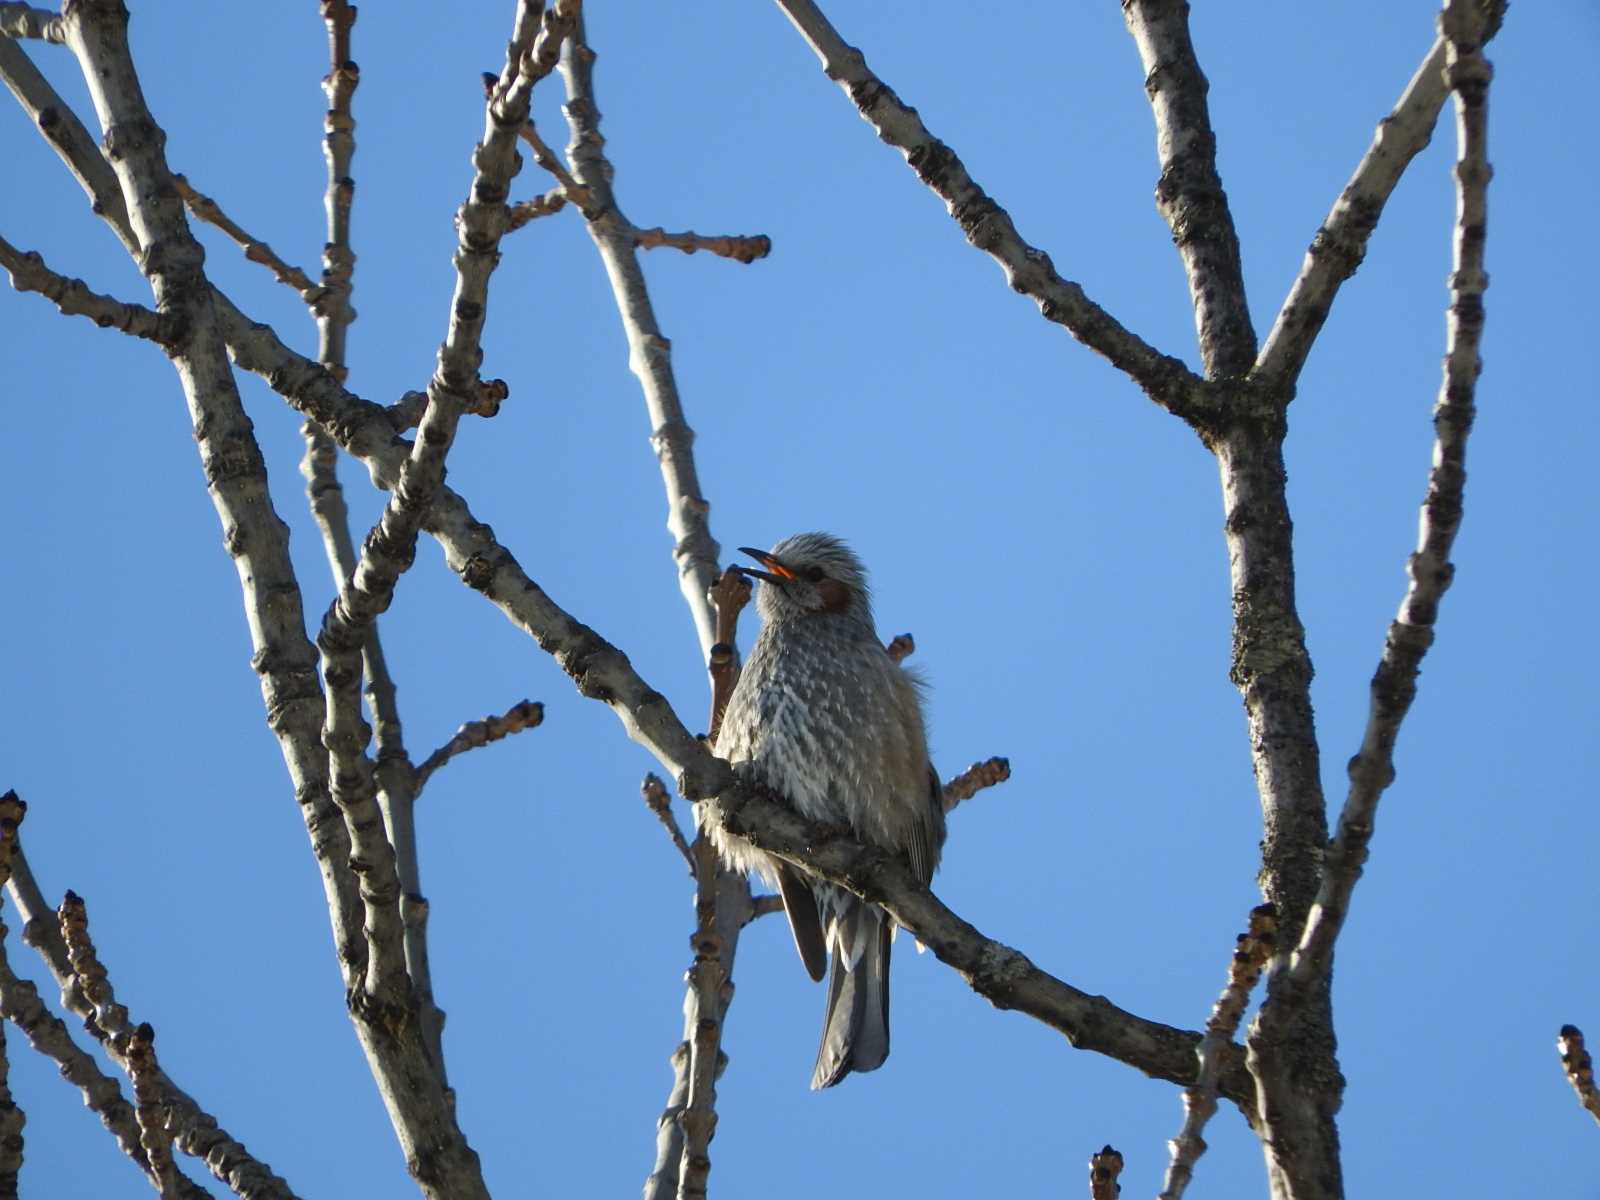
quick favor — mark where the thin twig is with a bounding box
[173,174,327,308]
[414,700,545,796]
[516,119,598,215]
[643,774,697,876]
[706,569,752,745]
[4,836,274,1198]
[633,226,770,264]
[1557,1026,1600,1128]
[884,632,915,663]
[127,1023,180,1199]
[771,0,1214,428]
[1285,0,1493,993]
[941,757,1010,814]
[0,234,172,343]
[1088,1145,1124,1200]
[748,894,785,921]
[1159,904,1277,1200]
[508,188,568,228]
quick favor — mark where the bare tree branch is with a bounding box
[508,187,568,228]
[632,226,770,264]
[173,174,327,308]
[1253,3,1506,389]
[47,0,369,1003]
[1280,0,1492,1000]
[713,783,1255,1107]
[884,632,914,664]
[643,774,697,877]
[1160,903,1277,1200]
[771,0,1216,429]
[748,894,785,921]
[517,118,597,215]
[559,29,726,657]
[127,1024,180,1200]
[0,233,172,342]
[1122,0,1256,379]
[415,700,546,797]
[1557,1026,1600,1128]
[706,568,752,745]
[5,840,280,1199]
[1089,1144,1124,1200]
[0,2,61,42]
[942,756,1010,814]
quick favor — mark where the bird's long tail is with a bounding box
[811,899,891,1089]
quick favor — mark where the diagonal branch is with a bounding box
[559,28,725,657]
[414,700,545,797]
[173,174,327,308]
[1557,1026,1600,1128]
[1159,904,1276,1200]
[1122,0,1256,380]
[5,831,276,1198]
[0,233,172,342]
[772,0,1215,429]
[942,756,1010,814]
[50,0,368,1004]
[1253,3,1506,389]
[0,2,61,42]
[1282,0,1493,996]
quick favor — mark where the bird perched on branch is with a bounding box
[703,532,945,1088]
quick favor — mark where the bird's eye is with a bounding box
[802,566,825,583]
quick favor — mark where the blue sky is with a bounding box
[2,2,1596,1196]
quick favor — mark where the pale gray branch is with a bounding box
[1284,0,1493,995]
[5,834,277,1199]
[1253,3,1506,389]
[0,2,61,42]
[772,0,1215,429]
[1159,904,1276,1200]
[559,28,724,658]
[0,233,171,342]
[1122,0,1255,379]
[173,174,328,308]
[51,0,368,1011]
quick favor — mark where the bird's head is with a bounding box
[736,532,874,627]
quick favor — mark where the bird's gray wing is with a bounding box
[776,862,828,982]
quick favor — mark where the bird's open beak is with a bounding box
[735,546,796,586]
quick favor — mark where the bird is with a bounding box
[701,532,945,1088]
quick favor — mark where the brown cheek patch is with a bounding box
[817,577,850,612]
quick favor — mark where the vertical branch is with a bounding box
[127,1024,179,1200]
[1159,905,1277,1200]
[55,0,368,994]
[557,20,721,658]
[555,20,753,1199]
[1121,0,1256,379]
[1284,0,1492,992]
[1088,1146,1124,1200]
[301,0,447,1082]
